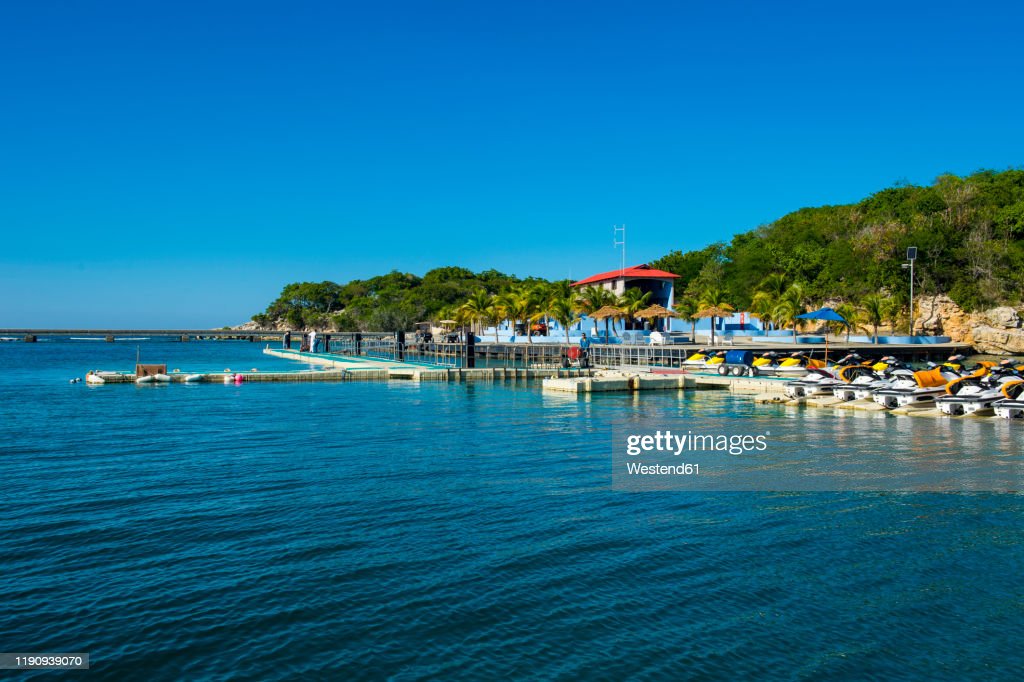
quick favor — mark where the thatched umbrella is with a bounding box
[696,305,734,345]
[635,304,672,331]
[589,305,624,342]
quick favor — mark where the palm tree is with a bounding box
[697,287,734,345]
[884,298,902,335]
[859,294,891,343]
[576,285,604,323]
[673,298,699,342]
[459,289,492,337]
[750,272,787,330]
[546,280,574,302]
[504,286,538,343]
[772,283,807,339]
[620,287,653,330]
[485,304,502,342]
[577,285,620,338]
[546,296,580,345]
[835,302,857,343]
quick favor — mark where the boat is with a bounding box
[153,373,171,383]
[992,380,1024,419]
[136,375,156,384]
[184,374,204,383]
[871,363,965,409]
[85,372,106,385]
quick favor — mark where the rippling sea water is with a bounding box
[1,340,1023,680]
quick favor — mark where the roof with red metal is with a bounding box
[572,264,680,287]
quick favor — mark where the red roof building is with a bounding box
[572,264,680,288]
[573,264,680,330]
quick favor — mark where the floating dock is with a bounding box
[82,347,1024,423]
[262,348,595,382]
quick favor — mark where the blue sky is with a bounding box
[2,1,1022,327]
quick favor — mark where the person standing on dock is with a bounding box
[579,333,591,368]
[309,330,318,354]
[283,331,291,349]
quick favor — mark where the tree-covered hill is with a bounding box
[651,169,1024,312]
[253,169,1024,331]
[251,266,547,331]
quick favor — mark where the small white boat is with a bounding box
[152,373,171,383]
[85,373,106,385]
[136,375,156,384]
[184,374,204,383]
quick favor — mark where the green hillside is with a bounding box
[254,169,1024,331]
[651,169,1024,312]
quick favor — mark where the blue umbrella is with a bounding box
[796,307,847,323]
[795,307,848,360]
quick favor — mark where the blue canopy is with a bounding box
[796,307,847,323]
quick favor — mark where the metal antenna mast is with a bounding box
[614,224,626,275]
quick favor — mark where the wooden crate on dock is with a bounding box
[135,364,167,377]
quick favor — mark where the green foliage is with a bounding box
[254,170,1024,331]
[256,266,530,331]
[649,169,1024,312]
[546,296,580,343]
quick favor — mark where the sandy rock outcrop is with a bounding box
[916,295,1024,354]
[915,294,981,343]
[972,325,1024,355]
[984,307,1020,329]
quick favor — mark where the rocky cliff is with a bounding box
[916,295,1024,354]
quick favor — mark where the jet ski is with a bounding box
[702,351,727,370]
[871,357,967,409]
[773,351,829,378]
[683,348,715,367]
[783,352,863,399]
[752,351,783,375]
[935,360,1015,415]
[831,356,905,401]
[992,378,1024,419]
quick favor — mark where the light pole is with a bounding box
[901,246,917,335]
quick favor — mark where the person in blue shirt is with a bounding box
[579,333,591,368]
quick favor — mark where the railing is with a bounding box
[321,331,710,370]
[311,331,964,370]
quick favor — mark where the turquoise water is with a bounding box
[2,340,1023,679]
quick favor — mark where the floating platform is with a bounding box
[542,372,690,394]
[85,369,351,384]
[263,348,594,382]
